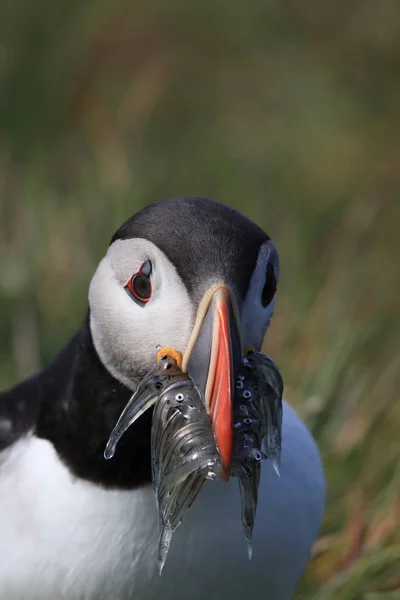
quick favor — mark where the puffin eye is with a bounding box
[125,262,152,305]
[261,263,277,307]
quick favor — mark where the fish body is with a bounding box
[151,379,220,572]
[246,352,283,471]
[231,352,283,555]
[104,356,221,571]
[104,351,283,570]
[104,356,186,460]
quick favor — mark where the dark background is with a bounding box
[0,2,399,597]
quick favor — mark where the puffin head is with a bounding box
[89,197,279,476]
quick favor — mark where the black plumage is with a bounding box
[111,197,269,303]
[1,315,153,488]
[0,197,271,489]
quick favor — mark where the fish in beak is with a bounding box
[103,287,284,570]
[182,284,243,480]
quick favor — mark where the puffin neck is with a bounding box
[36,314,153,489]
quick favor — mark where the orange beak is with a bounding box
[182,284,242,480]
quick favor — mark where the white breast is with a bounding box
[0,402,324,600]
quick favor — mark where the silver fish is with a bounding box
[104,351,283,569]
[152,379,221,573]
[104,355,221,573]
[232,352,283,557]
[104,355,186,460]
[246,351,283,473]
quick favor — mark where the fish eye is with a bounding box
[125,261,152,306]
[261,262,277,307]
[175,393,185,402]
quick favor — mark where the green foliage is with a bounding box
[0,1,399,597]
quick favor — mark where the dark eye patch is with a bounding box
[261,263,277,307]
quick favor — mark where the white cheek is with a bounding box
[241,300,274,351]
[89,248,194,389]
[89,258,137,387]
[126,280,194,370]
[241,241,279,350]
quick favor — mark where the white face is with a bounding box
[89,238,194,389]
[241,240,280,351]
[89,238,279,390]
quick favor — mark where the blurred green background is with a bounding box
[0,1,399,598]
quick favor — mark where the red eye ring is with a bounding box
[125,268,152,305]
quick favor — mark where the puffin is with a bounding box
[0,197,325,600]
